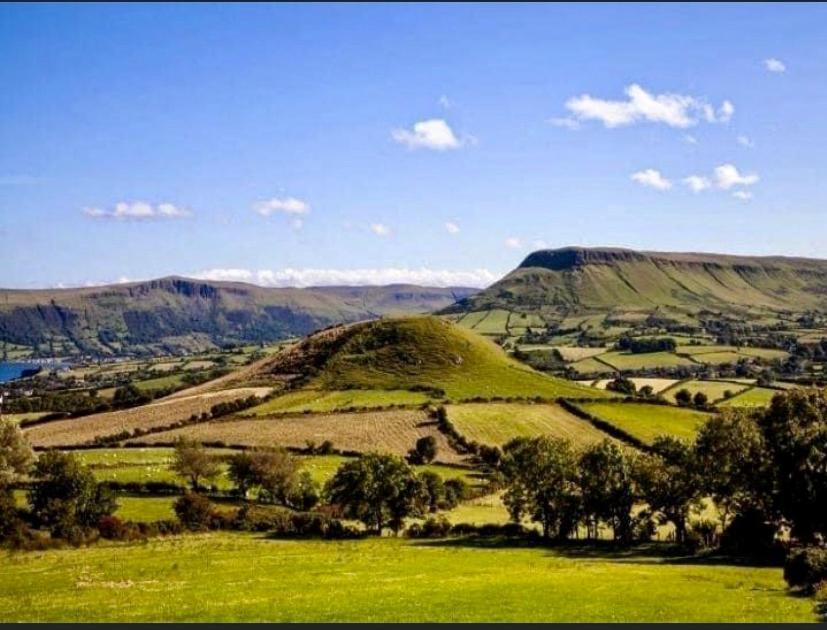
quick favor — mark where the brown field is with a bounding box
[127,409,464,464]
[24,388,272,448]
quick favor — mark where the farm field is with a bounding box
[661,380,749,404]
[245,388,431,415]
[446,403,612,447]
[594,378,678,393]
[598,351,696,371]
[0,533,817,622]
[719,387,781,408]
[23,387,272,448]
[570,357,612,375]
[549,346,608,362]
[576,402,711,444]
[0,412,51,424]
[126,409,465,464]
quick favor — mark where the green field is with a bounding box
[570,357,613,375]
[719,387,781,408]
[662,380,749,404]
[246,388,431,415]
[598,351,696,371]
[134,373,188,392]
[447,403,612,447]
[577,402,711,444]
[0,533,817,622]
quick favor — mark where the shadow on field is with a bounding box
[411,536,781,568]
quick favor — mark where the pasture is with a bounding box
[719,387,781,408]
[661,380,749,404]
[245,388,431,415]
[446,402,612,447]
[576,402,711,444]
[0,533,817,622]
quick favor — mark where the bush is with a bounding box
[719,508,781,560]
[407,516,452,538]
[173,493,215,531]
[784,547,827,592]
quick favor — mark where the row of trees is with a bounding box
[499,388,826,550]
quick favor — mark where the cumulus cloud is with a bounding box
[392,119,465,150]
[192,267,499,289]
[732,190,753,201]
[82,201,192,221]
[559,84,734,129]
[714,163,759,189]
[370,223,390,236]
[765,58,786,73]
[505,237,522,249]
[254,197,310,217]
[683,175,712,193]
[445,221,460,235]
[631,169,672,190]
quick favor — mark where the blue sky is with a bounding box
[1,3,826,288]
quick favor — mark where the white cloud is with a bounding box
[505,237,522,249]
[732,190,753,201]
[445,221,460,235]
[683,175,712,193]
[683,134,698,145]
[392,119,465,151]
[737,135,755,148]
[548,117,581,130]
[370,223,390,236]
[193,267,499,289]
[562,84,734,129]
[714,163,759,189]
[438,95,453,109]
[765,58,786,73]
[82,201,192,221]
[254,197,310,217]
[631,169,672,190]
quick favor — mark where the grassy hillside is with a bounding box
[445,246,827,325]
[248,316,607,402]
[0,277,477,357]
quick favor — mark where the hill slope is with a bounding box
[0,277,477,357]
[244,316,605,400]
[445,246,827,324]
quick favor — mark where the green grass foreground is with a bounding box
[0,533,819,622]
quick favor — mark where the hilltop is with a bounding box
[244,315,602,401]
[0,277,477,357]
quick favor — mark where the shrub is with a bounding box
[784,547,827,592]
[407,516,452,538]
[173,493,215,531]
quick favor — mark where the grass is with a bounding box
[570,357,613,375]
[719,387,780,408]
[114,496,177,522]
[0,533,818,622]
[598,351,696,371]
[245,388,431,415]
[594,378,678,393]
[577,402,711,444]
[689,351,745,365]
[446,403,613,447]
[661,380,749,404]
[548,346,607,362]
[134,373,187,392]
[0,412,50,424]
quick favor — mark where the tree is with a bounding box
[692,392,708,408]
[227,451,256,499]
[756,388,827,542]
[693,411,772,532]
[443,478,468,509]
[634,437,701,544]
[0,419,34,489]
[325,453,426,535]
[674,389,692,407]
[500,436,580,540]
[579,440,636,542]
[638,385,655,399]
[407,436,438,465]
[418,470,445,512]
[174,492,215,531]
[28,451,117,538]
[606,377,636,396]
[171,438,220,491]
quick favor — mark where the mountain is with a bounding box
[241,315,602,400]
[0,277,477,357]
[444,246,827,326]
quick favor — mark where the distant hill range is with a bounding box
[0,277,477,357]
[444,246,827,327]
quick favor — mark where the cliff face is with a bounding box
[0,278,477,357]
[446,247,827,318]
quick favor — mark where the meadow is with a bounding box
[576,402,711,444]
[0,533,818,622]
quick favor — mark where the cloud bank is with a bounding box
[83,202,191,220]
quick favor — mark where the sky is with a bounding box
[1,3,826,289]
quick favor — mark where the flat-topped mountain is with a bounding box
[0,277,477,357]
[444,246,827,324]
